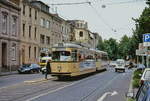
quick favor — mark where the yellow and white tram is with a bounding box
[50,43,108,78]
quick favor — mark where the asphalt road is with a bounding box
[0,73,46,88]
[0,68,132,101]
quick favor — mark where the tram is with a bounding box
[50,43,108,78]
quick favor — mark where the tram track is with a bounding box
[0,78,69,101]
[25,70,115,101]
[80,73,119,101]
[0,70,111,101]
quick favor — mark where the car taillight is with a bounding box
[140,80,144,85]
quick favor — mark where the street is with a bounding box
[0,68,132,101]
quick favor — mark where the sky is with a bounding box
[41,0,147,41]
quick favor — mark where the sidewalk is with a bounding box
[0,71,18,76]
[127,69,138,101]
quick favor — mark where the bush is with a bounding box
[128,98,135,101]
[133,78,140,88]
[133,69,143,80]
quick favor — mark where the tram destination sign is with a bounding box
[143,34,150,46]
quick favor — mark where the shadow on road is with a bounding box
[53,69,107,82]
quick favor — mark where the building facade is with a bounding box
[19,0,39,65]
[0,0,20,72]
[20,0,71,63]
[68,20,98,48]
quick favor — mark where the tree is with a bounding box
[97,36,105,50]
[118,35,130,60]
[131,0,150,59]
[146,0,150,6]
[103,38,119,60]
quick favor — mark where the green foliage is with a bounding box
[128,98,135,101]
[101,38,119,60]
[133,69,143,80]
[97,1,150,60]
[132,78,140,88]
[131,4,150,59]
[118,35,131,59]
[146,0,150,6]
[132,69,143,88]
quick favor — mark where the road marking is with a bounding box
[24,78,48,83]
[26,81,80,101]
[0,83,24,90]
[97,91,118,101]
[0,77,54,90]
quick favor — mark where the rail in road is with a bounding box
[0,68,132,101]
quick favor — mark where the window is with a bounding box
[12,16,17,36]
[40,18,45,27]
[2,13,7,34]
[46,20,50,29]
[29,8,31,17]
[29,46,31,58]
[35,10,37,20]
[29,26,31,38]
[46,36,50,45]
[52,51,71,61]
[23,24,25,37]
[40,35,45,44]
[144,70,150,78]
[11,43,16,61]
[23,5,25,15]
[34,47,36,58]
[34,27,36,39]
[79,31,83,37]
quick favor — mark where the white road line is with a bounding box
[97,91,118,101]
[97,92,112,101]
[26,81,80,101]
[96,75,120,101]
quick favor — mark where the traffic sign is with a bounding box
[143,34,150,42]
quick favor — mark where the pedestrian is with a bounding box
[45,59,51,79]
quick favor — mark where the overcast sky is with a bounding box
[41,0,147,41]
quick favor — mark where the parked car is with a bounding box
[125,61,130,67]
[41,66,46,74]
[18,64,41,74]
[135,81,150,101]
[109,61,116,67]
[140,68,150,85]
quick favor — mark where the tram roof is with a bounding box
[53,43,82,48]
[52,43,108,55]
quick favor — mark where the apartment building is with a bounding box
[68,20,98,48]
[31,1,71,57]
[20,0,39,64]
[0,0,20,72]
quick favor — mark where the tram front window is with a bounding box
[52,51,71,61]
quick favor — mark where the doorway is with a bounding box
[2,42,7,71]
[22,48,25,65]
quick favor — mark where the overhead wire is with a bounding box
[48,1,91,6]
[86,0,116,32]
[102,0,146,5]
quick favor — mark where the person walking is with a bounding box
[45,59,51,79]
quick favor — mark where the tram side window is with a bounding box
[71,50,77,61]
[52,51,71,61]
[52,51,60,61]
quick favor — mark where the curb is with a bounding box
[126,69,135,101]
[24,77,55,84]
[0,71,18,76]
